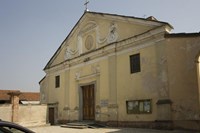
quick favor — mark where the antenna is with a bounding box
[84,0,89,12]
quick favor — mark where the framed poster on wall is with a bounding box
[126,99,152,114]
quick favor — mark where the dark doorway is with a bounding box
[48,107,55,125]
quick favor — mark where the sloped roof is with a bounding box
[19,92,40,101]
[39,76,46,85]
[0,90,20,100]
[44,11,173,70]
[0,90,40,101]
[165,32,200,38]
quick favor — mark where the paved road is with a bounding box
[30,126,200,133]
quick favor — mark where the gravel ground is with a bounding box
[30,126,200,133]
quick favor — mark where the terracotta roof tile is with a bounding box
[0,90,40,101]
[0,90,20,100]
[19,92,40,101]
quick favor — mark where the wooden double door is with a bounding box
[82,84,95,120]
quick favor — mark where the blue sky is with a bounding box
[0,0,200,92]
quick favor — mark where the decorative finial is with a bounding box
[84,0,89,12]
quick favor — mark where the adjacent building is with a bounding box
[40,11,200,130]
[0,90,40,104]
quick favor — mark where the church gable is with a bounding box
[44,12,172,70]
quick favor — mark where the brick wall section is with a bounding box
[8,91,21,122]
[0,91,47,127]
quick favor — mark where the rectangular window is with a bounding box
[130,53,141,73]
[55,75,60,88]
[126,99,152,114]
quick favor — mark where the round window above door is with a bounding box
[85,35,94,50]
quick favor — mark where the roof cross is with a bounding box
[84,0,89,11]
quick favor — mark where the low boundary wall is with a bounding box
[0,104,47,127]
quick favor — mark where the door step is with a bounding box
[61,122,106,129]
[61,124,87,129]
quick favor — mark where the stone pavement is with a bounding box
[30,126,200,133]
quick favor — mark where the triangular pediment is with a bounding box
[44,11,172,70]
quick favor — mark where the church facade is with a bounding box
[40,11,200,130]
